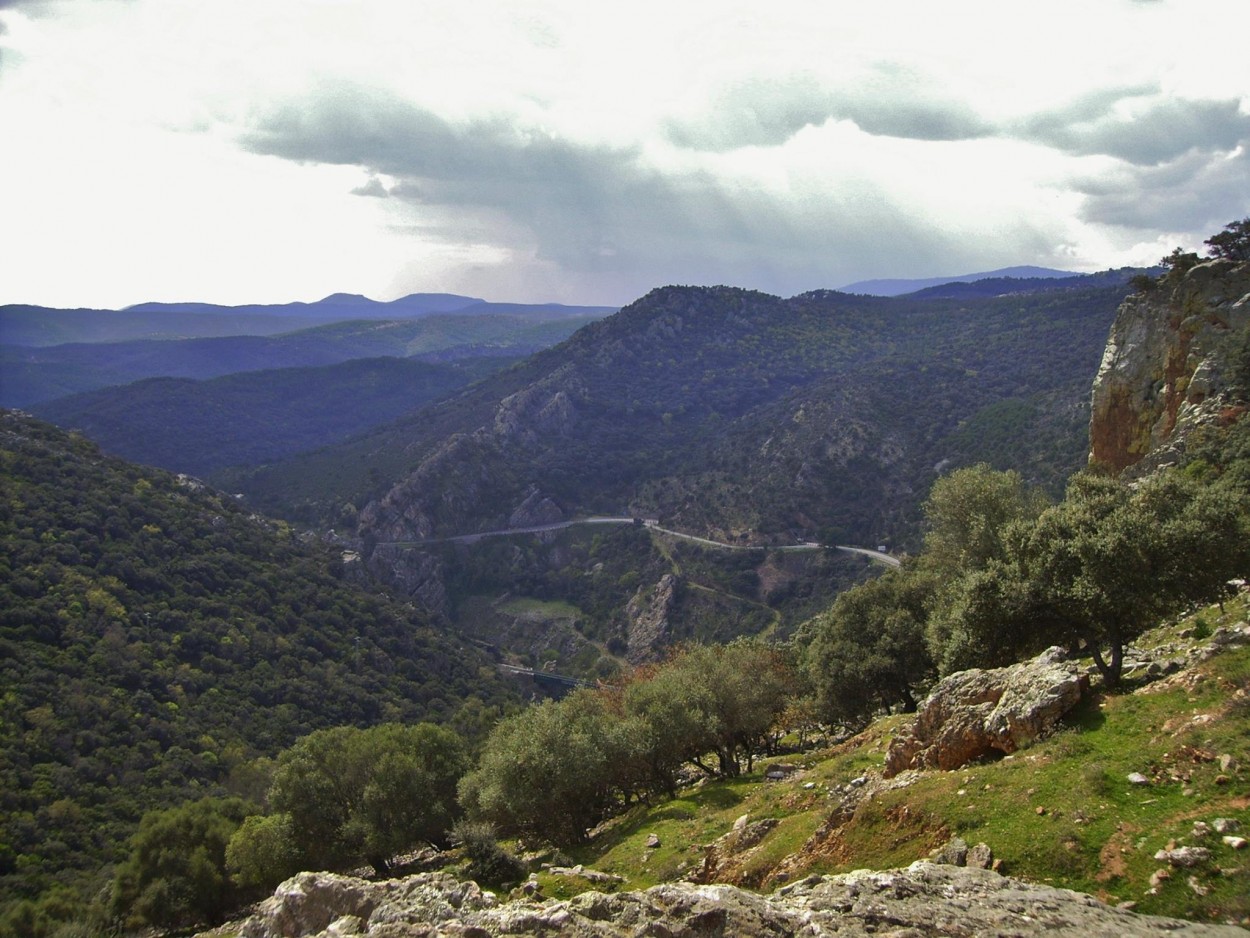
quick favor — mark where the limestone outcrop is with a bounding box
[884,647,1088,777]
[624,574,678,663]
[234,864,1246,937]
[1089,259,1250,476]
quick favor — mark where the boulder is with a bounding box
[885,647,1089,777]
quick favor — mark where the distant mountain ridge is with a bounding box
[123,292,616,321]
[840,266,1085,296]
[0,294,617,348]
[0,312,603,407]
[31,356,509,476]
[125,292,480,318]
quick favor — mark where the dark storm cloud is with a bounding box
[239,82,1039,294]
[1074,145,1250,230]
[665,71,994,151]
[1020,91,1250,165]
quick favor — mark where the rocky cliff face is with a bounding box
[233,865,1246,937]
[1089,260,1250,475]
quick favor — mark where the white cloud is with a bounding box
[2,0,1249,307]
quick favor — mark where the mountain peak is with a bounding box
[317,293,377,306]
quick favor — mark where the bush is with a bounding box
[450,820,526,887]
[109,797,255,930]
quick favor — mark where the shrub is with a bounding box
[450,820,526,887]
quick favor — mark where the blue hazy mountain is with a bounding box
[840,266,1082,297]
[2,293,617,348]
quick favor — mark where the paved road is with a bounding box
[385,516,900,567]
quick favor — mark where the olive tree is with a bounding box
[264,722,467,875]
[801,567,935,728]
[931,471,1250,685]
[110,797,255,931]
[459,689,627,846]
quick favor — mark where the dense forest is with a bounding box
[31,356,513,476]
[0,412,518,933]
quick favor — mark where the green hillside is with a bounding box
[0,412,518,924]
[543,605,1250,926]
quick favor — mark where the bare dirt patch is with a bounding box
[1095,823,1138,882]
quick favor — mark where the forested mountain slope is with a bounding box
[232,282,1129,549]
[0,412,517,918]
[31,356,511,476]
[0,313,599,408]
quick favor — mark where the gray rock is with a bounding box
[233,863,1249,937]
[507,485,565,528]
[885,647,1089,777]
[1154,846,1213,868]
[624,574,678,663]
[1212,818,1241,835]
[967,842,995,870]
[1127,772,1151,785]
[931,836,969,866]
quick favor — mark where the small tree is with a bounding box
[1160,246,1201,280]
[449,820,526,887]
[802,567,935,727]
[110,797,255,931]
[1205,217,1250,262]
[269,722,467,875]
[459,689,624,846]
[655,641,793,777]
[225,813,302,892]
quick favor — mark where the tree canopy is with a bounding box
[261,723,468,876]
[109,797,255,931]
[800,567,935,728]
[926,471,1250,684]
[460,641,793,846]
[1204,217,1250,262]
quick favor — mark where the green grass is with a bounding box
[497,597,583,619]
[560,599,1250,925]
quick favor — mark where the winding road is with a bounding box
[386,516,900,568]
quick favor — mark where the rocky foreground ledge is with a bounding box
[233,862,1247,937]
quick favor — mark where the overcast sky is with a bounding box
[2,0,1248,309]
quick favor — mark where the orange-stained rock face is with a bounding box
[1088,260,1250,477]
[883,647,1088,778]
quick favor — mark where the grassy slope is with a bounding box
[541,599,1250,925]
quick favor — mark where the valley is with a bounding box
[5,252,1250,936]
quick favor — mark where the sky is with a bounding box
[1,0,1248,309]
